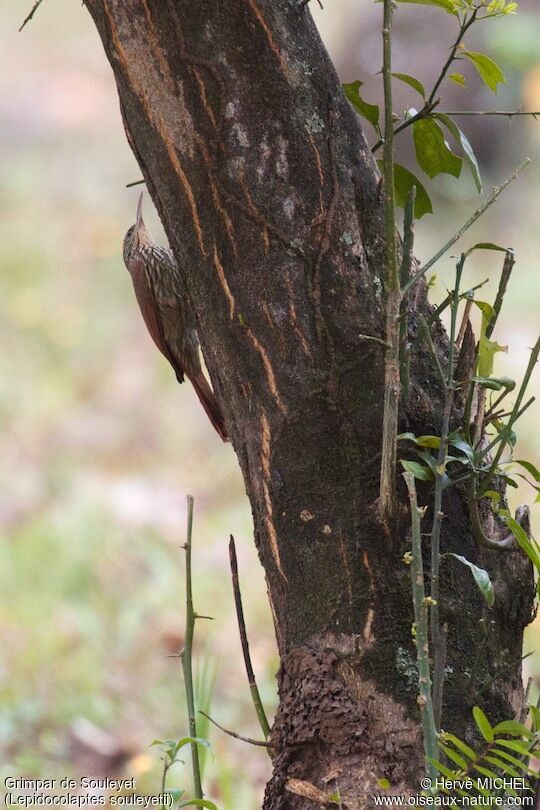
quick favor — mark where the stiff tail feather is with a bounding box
[189,372,228,442]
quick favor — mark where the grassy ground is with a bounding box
[1,1,539,806]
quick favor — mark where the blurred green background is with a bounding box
[0,1,539,806]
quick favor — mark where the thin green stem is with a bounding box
[181,495,203,800]
[372,9,478,153]
[403,472,438,778]
[403,159,531,295]
[428,10,478,106]
[160,760,169,810]
[379,0,401,521]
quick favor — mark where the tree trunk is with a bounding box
[84,2,534,806]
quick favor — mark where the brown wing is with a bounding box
[129,256,228,441]
[128,255,185,383]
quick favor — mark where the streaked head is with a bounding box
[123,191,152,268]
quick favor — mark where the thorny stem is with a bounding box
[485,250,515,339]
[181,495,203,800]
[379,0,401,522]
[18,0,46,31]
[462,251,514,442]
[430,255,464,730]
[229,536,271,742]
[403,473,438,778]
[438,110,540,118]
[403,159,531,295]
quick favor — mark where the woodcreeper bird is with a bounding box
[123,193,228,441]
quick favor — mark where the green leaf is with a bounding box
[428,759,461,781]
[449,72,466,87]
[529,705,540,732]
[462,50,506,93]
[400,459,434,481]
[413,118,463,179]
[417,450,438,473]
[447,554,494,607]
[439,742,468,771]
[473,764,500,780]
[501,514,540,569]
[393,164,433,217]
[175,736,211,753]
[392,72,426,98]
[441,733,476,762]
[449,435,475,464]
[514,473,540,493]
[416,435,442,448]
[465,241,508,256]
[477,336,507,377]
[343,81,380,132]
[496,739,532,757]
[472,376,514,391]
[491,747,532,772]
[514,459,540,483]
[492,719,532,737]
[435,113,482,193]
[377,162,433,218]
[397,432,418,442]
[395,0,458,13]
[473,299,496,324]
[397,432,441,448]
[179,801,219,810]
[469,779,492,800]
[376,778,391,789]
[473,707,494,742]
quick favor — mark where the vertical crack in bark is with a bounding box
[284,271,312,359]
[212,244,236,320]
[243,0,291,81]
[260,412,287,581]
[197,136,238,256]
[246,329,288,415]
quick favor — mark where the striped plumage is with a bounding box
[122,193,228,441]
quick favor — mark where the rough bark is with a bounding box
[83,2,535,806]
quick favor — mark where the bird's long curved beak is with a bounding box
[136,191,144,230]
